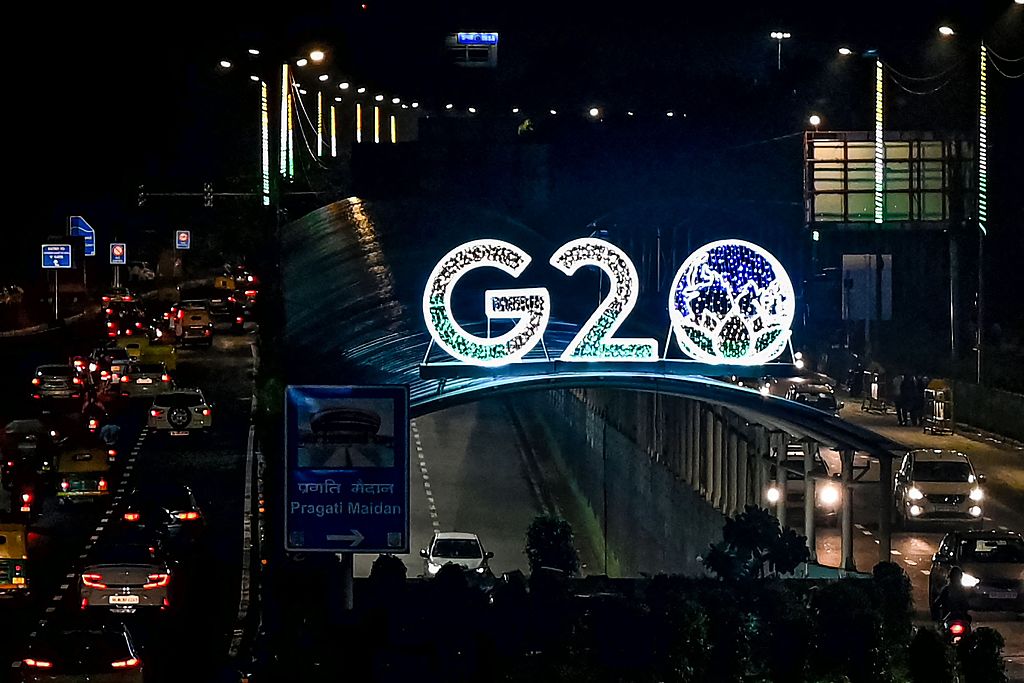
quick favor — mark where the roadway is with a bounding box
[1,319,254,682]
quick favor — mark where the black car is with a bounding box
[120,481,204,541]
[929,529,1024,618]
[19,614,143,681]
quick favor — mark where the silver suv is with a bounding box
[148,389,213,435]
[895,449,984,525]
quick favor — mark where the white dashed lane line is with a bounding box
[412,420,441,530]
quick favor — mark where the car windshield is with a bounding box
[157,393,203,408]
[433,539,482,559]
[133,486,193,510]
[913,460,973,482]
[960,538,1024,563]
[134,364,164,374]
[89,543,157,565]
[38,367,72,377]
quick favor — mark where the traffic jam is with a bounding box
[1,266,257,681]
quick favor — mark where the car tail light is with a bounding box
[125,328,133,336]
[89,418,99,429]
[102,296,111,303]
[949,622,966,636]
[72,377,83,385]
[6,461,12,467]
[107,449,117,460]
[100,370,110,379]
[105,307,113,314]
[124,512,141,522]
[73,359,85,367]
[98,479,108,491]
[202,408,211,416]
[111,658,140,668]
[60,480,70,491]
[121,375,130,383]
[177,310,184,319]
[89,362,98,372]
[123,295,133,302]
[228,296,236,303]
[236,316,244,323]
[245,290,257,297]
[144,573,171,589]
[81,573,107,589]
[24,659,53,668]
[177,511,200,521]
[203,329,211,336]
[81,597,89,609]
[161,374,170,382]
[20,492,32,512]
[31,377,40,385]
[106,321,114,328]
[150,409,164,417]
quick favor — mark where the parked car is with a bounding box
[786,383,843,416]
[895,449,984,526]
[928,529,1024,618]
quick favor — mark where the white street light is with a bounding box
[411,102,419,108]
[339,82,350,90]
[249,75,260,82]
[247,48,260,56]
[838,47,853,56]
[549,109,557,115]
[357,87,366,94]
[770,31,792,70]
[318,74,329,82]
[468,106,477,113]
[374,94,384,101]
[445,103,454,110]
[588,107,600,118]
[938,25,955,36]
[666,111,674,117]
[219,60,232,69]
[296,58,308,67]
[627,111,634,116]
[310,49,326,62]
[809,114,822,128]
[511,107,520,114]
[392,97,400,104]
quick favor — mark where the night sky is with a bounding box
[8,1,1022,286]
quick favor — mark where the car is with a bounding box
[769,442,842,524]
[120,481,204,541]
[929,529,1024,617]
[174,305,214,347]
[420,531,493,577]
[786,383,843,416]
[148,389,213,435]
[90,346,132,384]
[895,449,985,525]
[79,540,173,613]
[56,447,113,504]
[100,287,136,304]
[0,522,30,597]
[117,362,173,398]
[19,616,143,681]
[2,419,62,487]
[30,365,86,401]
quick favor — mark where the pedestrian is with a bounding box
[899,374,916,426]
[100,422,120,449]
[893,374,906,425]
[910,375,926,427]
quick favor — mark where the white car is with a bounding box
[895,449,985,525]
[420,531,493,577]
[148,389,213,435]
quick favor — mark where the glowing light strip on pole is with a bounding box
[331,105,337,157]
[374,106,380,144]
[874,58,884,224]
[286,77,294,178]
[390,114,397,144]
[356,103,362,143]
[260,81,270,206]
[279,65,289,176]
[317,91,323,156]
[978,44,987,236]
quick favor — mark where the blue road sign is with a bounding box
[41,244,72,269]
[285,385,410,553]
[175,230,191,250]
[69,216,96,257]
[110,243,127,265]
[457,32,499,45]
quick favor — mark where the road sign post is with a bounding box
[175,230,191,250]
[285,385,410,608]
[110,243,127,288]
[42,244,72,320]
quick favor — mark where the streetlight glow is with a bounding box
[219,60,232,69]
[357,87,366,94]
[374,94,384,101]
[392,97,400,104]
[296,58,308,67]
[838,47,853,56]
[809,114,821,126]
[588,107,600,118]
[468,106,477,113]
[248,49,260,56]
[249,75,260,82]
[770,31,792,70]
[938,25,955,36]
[511,107,520,114]
[334,96,342,102]
[666,111,674,117]
[627,111,634,116]
[445,103,454,110]
[339,82,350,90]
[411,102,419,109]
[318,74,329,82]
[310,50,325,62]
[549,109,557,115]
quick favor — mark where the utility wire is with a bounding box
[887,73,956,95]
[988,59,1023,79]
[883,59,963,82]
[987,46,1023,63]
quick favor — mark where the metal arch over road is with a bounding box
[283,197,907,570]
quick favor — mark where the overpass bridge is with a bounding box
[282,197,906,571]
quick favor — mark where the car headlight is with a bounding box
[960,572,980,588]
[907,486,924,501]
[969,487,983,501]
[475,566,486,574]
[818,483,840,506]
[426,562,441,575]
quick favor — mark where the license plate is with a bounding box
[109,595,139,605]
[988,590,1017,600]
[137,378,153,384]
[170,430,189,436]
[12,577,25,585]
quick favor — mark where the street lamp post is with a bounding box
[770,31,792,70]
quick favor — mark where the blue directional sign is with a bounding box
[41,244,72,269]
[175,230,191,250]
[285,385,410,553]
[68,216,96,257]
[457,32,498,45]
[110,243,127,265]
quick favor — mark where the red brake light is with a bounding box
[98,479,108,491]
[74,359,84,367]
[105,307,113,314]
[21,492,31,503]
[24,659,53,668]
[949,622,966,636]
[31,377,41,385]
[107,321,114,328]
[202,408,211,416]
[161,374,170,382]
[81,573,107,589]
[144,573,170,589]
[89,418,98,428]
[236,316,244,323]
[245,290,257,297]
[102,296,111,302]
[121,375,130,383]
[177,511,200,521]
[112,657,140,669]
[60,480,70,491]
[150,409,164,417]
[100,370,110,378]
[177,310,184,319]
[72,377,83,384]
[124,512,141,522]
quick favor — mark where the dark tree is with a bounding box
[524,516,580,576]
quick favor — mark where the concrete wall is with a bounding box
[953,381,1024,443]
[541,390,727,577]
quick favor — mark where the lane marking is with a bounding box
[855,523,865,530]
[228,344,258,660]
[59,584,69,590]
[861,530,872,536]
[890,550,901,556]
[921,569,930,575]
[53,595,63,601]
[904,560,918,566]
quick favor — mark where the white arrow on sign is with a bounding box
[325,529,364,547]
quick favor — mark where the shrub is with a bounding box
[908,628,958,683]
[525,516,580,575]
[958,627,1007,683]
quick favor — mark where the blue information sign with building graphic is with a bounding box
[284,385,410,553]
[41,244,72,269]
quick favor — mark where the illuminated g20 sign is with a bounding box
[423,238,795,367]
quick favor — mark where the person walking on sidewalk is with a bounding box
[909,375,926,427]
[898,374,915,426]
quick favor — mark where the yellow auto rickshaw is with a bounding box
[0,522,29,597]
[56,447,113,504]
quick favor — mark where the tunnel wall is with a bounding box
[540,390,731,577]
